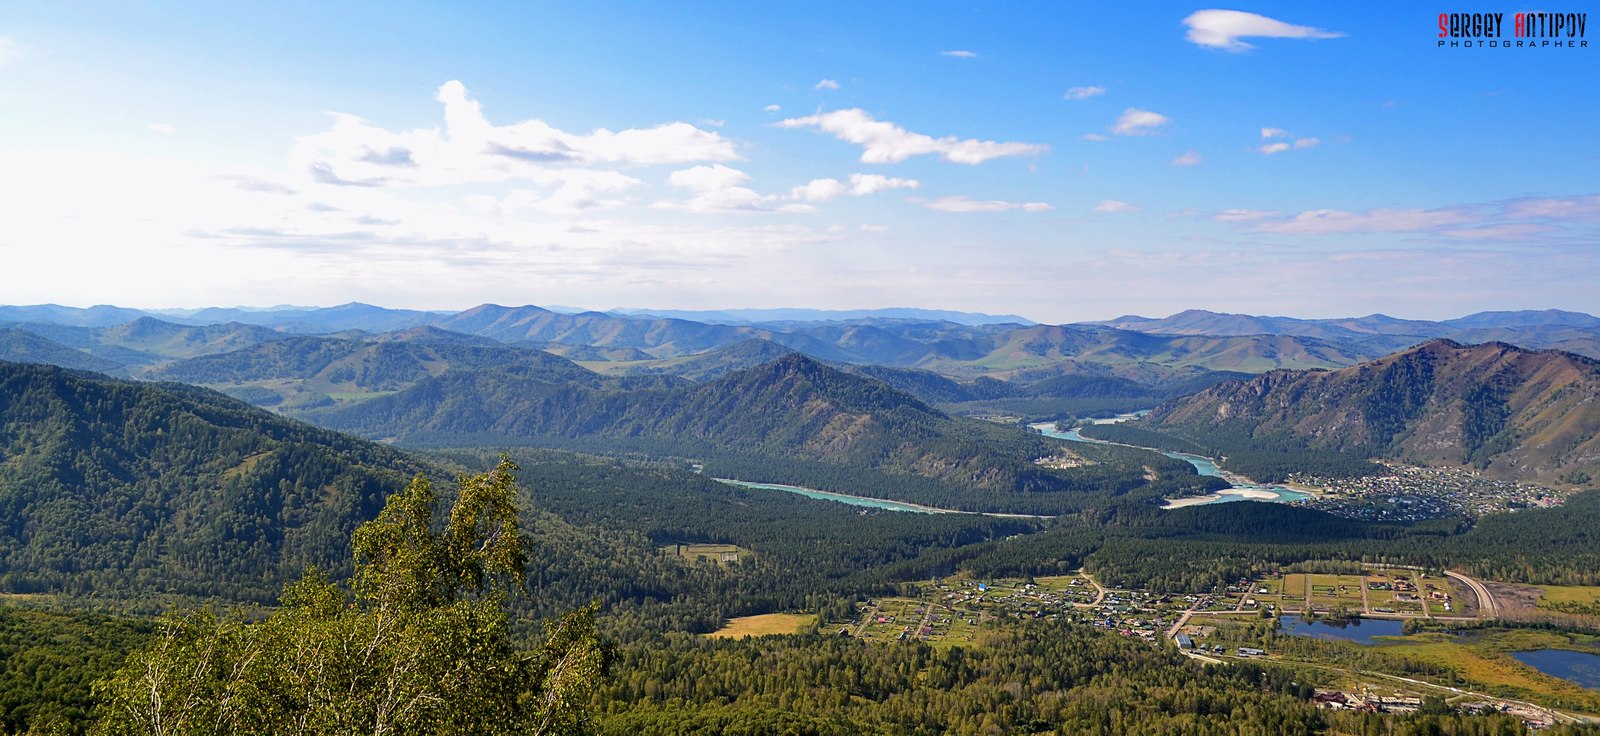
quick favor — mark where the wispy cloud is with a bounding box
[1212,209,1279,222]
[916,195,1054,213]
[763,104,781,113]
[1094,199,1139,213]
[1064,85,1105,100]
[1110,108,1169,136]
[776,108,1048,164]
[1259,134,1320,155]
[815,78,840,90]
[1231,194,1600,236]
[148,123,177,136]
[0,37,20,66]
[940,50,977,58]
[1171,151,1203,167]
[1184,10,1344,52]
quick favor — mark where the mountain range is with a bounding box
[7,303,1598,374]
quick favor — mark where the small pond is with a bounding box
[1278,614,1405,645]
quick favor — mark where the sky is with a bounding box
[1,2,1596,323]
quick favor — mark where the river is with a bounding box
[1028,415,1310,509]
[713,478,1051,518]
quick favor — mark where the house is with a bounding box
[1174,633,1195,649]
[1238,647,1265,657]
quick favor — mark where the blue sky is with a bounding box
[1,2,1596,321]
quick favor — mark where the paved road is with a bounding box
[1445,569,1498,618]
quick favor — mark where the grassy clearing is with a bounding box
[0,592,52,606]
[327,390,398,401]
[1538,585,1600,607]
[659,543,750,565]
[706,613,814,639]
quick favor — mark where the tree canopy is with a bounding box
[91,458,609,736]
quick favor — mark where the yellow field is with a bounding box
[1391,638,1600,712]
[706,613,814,639]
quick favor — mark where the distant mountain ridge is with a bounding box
[1084,308,1600,360]
[607,306,1034,326]
[5,304,1598,386]
[1146,339,1600,484]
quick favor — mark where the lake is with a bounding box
[1512,649,1600,691]
[1028,421,1310,508]
[1278,614,1405,645]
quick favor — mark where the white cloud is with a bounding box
[859,224,890,232]
[1258,142,1290,155]
[787,173,919,202]
[1082,133,1109,142]
[1260,127,1288,139]
[1064,86,1106,100]
[776,108,1048,164]
[763,104,782,113]
[667,164,751,192]
[1171,151,1203,167]
[148,123,176,135]
[789,178,849,202]
[917,196,1053,213]
[1183,10,1344,52]
[1293,137,1320,149]
[1110,108,1168,136]
[1094,199,1138,213]
[494,170,643,215]
[293,80,738,190]
[815,78,840,90]
[941,50,978,58]
[848,173,919,195]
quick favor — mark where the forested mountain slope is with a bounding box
[0,361,424,601]
[1147,340,1600,483]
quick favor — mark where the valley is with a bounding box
[2,302,1599,734]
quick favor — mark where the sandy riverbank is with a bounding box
[1161,488,1284,509]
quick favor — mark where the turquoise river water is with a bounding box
[1029,418,1310,508]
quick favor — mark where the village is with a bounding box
[835,567,1581,728]
[1291,463,1567,521]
